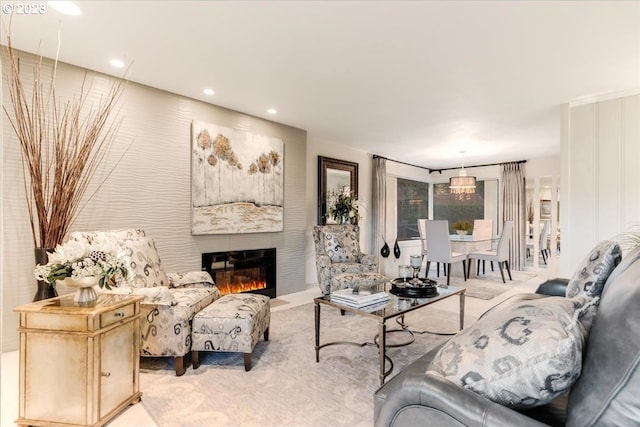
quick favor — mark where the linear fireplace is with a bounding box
[202,248,276,298]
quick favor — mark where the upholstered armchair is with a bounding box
[312,224,378,294]
[63,229,221,376]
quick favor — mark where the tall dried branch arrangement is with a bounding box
[2,35,126,248]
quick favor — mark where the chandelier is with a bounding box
[449,151,476,197]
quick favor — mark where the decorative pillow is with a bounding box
[323,228,360,263]
[566,240,621,298]
[168,271,215,288]
[66,229,146,244]
[426,296,599,409]
[118,237,170,288]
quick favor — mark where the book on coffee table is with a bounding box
[330,288,390,308]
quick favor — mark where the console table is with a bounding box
[13,293,144,427]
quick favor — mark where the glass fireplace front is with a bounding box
[201,249,276,298]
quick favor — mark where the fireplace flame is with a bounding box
[217,279,267,295]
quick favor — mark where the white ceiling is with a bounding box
[3,1,640,169]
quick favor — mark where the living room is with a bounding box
[2,1,640,426]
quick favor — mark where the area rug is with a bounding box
[428,270,536,300]
[139,302,471,427]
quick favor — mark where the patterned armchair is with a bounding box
[64,229,221,376]
[312,224,378,294]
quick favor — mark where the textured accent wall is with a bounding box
[1,51,307,351]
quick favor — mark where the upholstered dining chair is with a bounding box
[424,220,468,286]
[539,221,551,264]
[417,219,443,278]
[467,220,514,283]
[472,219,493,275]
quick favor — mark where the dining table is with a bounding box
[448,234,498,253]
[412,234,499,278]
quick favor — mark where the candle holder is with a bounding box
[410,255,422,279]
[398,265,412,282]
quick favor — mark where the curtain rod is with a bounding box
[372,154,526,174]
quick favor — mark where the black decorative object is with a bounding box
[390,277,439,298]
[393,238,401,259]
[380,236,390,258]
[33,248,58,301]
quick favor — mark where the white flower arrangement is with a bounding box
[34,240,128,290]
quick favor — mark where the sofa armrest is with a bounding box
[359,253,377,267]
[316,254,332,269]
[374,372,549,427]
[100,286,177,305]
[536,277,569,296]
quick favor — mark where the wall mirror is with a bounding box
[318,156,358,225]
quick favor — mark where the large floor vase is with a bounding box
[58,277,99,303]
[33,248,58,301]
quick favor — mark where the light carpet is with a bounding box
[427,270,536,300]
[139,302,473,427]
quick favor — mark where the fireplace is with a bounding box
[202,249,276,298]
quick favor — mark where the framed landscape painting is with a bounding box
[191,120,284,234]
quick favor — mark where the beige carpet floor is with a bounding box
[427,269,536,300]
[139,302,475,427]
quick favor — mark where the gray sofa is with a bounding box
[374,244,640,426]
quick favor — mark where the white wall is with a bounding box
[2,51,308,351]
[562,93,640,276]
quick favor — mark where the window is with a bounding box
[397,178,430,240]
[433,181,493,233]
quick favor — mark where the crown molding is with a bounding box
[568,87,640,107]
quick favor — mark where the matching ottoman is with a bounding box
[191,293,270,371]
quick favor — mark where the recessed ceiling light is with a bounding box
[47,1,82,16]
[203,88,215,96]
[109,59,125,68]
[267,108,277,115]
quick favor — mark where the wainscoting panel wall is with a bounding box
[563,93,640,276]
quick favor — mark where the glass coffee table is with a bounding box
[314,285,465,386]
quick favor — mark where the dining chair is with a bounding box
[471,219,493,275]
[424,220,468,286]
[417,219,443,277]
[539,221,551,264]
[466,220,514,283]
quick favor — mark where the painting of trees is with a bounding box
[191,120,284,234]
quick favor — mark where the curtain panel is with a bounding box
[372,157,386,258]
[501,162,525,270]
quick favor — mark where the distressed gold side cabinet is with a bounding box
[13,294,144,427]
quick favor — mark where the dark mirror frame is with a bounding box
[318,156,359,225]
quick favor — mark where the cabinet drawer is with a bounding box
[101,304,135,327]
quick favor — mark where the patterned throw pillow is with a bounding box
[118,236,170,288]
[168,271,215,288]
[426,296,598,409]
[66,229,146,244]
[323,228,360,263]
[566,240,621,298]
